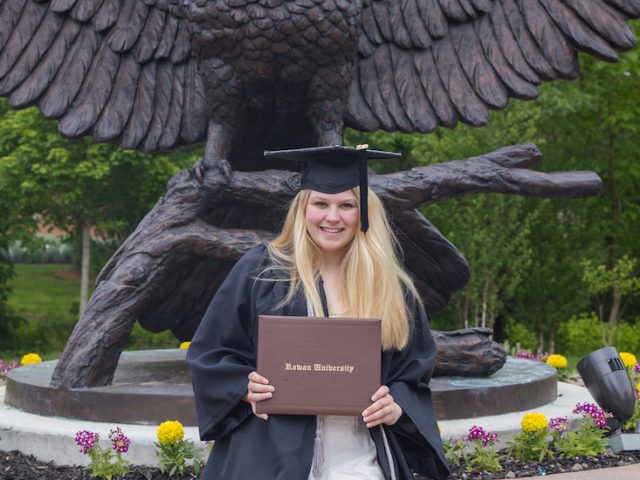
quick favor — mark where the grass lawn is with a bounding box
[2,263,179,360]
[8,263,82,322]
[2,264,80,360]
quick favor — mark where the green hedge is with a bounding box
[8,237,73,264]
[557,312,640,357]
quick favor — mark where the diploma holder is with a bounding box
[256,314,381,416]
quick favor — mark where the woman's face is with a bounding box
[305,190,359,259]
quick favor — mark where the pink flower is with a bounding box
[573,402,610,428]
[466,425,486,440]
[0,359,19,376]
[108,427,131,453]
[548,416,569,434]
[516,350,539,360]
[75,430,100,454]
[466,425,498,446]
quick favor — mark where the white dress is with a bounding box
[308,415,385,480]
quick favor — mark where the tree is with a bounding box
[0,194,20,344]
[530,33,640,345]
[0,100,199,317]
[581,256,640,330]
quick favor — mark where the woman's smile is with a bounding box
[319,226,344,234]
[306,190,359,258]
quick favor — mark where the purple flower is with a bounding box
[0,359,20,377]
[483,432,498,446]
[516,350,539,360]
[634,363,640,373]
[75,430,100,454]
[573,402,610,428]
[108,427,131,453]
[548,416,569,433]
[466,425,486,441]
[466,425,498,446]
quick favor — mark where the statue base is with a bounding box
[431,357,557,419]
[5,351,556,424]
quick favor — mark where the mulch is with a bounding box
[423,449,640,479]
[2,448,640,480]
[0,450,198,479]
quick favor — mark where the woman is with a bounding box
[187,146,449,480]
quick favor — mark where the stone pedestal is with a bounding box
[6,351,556,425]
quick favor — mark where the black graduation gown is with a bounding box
[187,244,450,480]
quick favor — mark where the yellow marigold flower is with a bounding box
[157,420,185,445]
[619,352,637,368]
[546,354,567,370]
[179,341,191,350]
[521,412,548,432]
[20,353,42,366]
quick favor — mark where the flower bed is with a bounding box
[0,450,199,479]
[440,450,640,479]
[2,448,640,480]
[2,351,638,478]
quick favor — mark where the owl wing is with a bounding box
[0,0,207,151]
[348,0,640,132]
[391,208,470,313]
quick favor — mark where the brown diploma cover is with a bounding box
[256,315,381,416]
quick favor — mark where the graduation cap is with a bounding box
[264,145,401,232]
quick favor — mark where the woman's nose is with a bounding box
[325,206,340,221]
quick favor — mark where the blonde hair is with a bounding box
[267,188,421,350]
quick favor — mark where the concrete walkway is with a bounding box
[519,463,640,479]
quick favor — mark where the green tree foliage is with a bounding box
[582,256,640,325]
[0,101,199,242]
[534,31,640,352]
[348,20,640,353]
[0,99,200,326]
[0,196,21,340]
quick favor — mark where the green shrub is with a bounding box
[126,323,181,351]
[610,320,640,354]
[0,254,22,343]
[442,438,465,467]
[554,417,609,458]
[505,429,554,462]
[1,312,76,354]
[8,237,74,264]
[557,312,640,358]
[6,242,27,262]
[557,313,604,357]
[504,319,537,352]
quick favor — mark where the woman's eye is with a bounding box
[313,201,327,208]
[341,203,356,209]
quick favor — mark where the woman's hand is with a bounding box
[362,386,403,428]
[243,371,274,421]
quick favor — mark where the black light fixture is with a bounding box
[577,346,639,452]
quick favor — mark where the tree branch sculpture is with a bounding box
[51,144,600,387]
